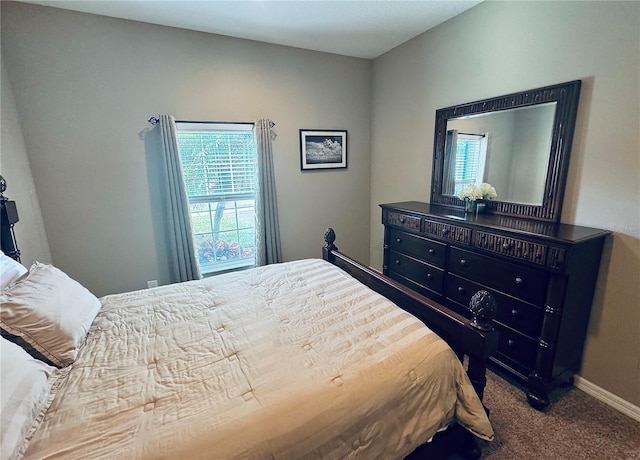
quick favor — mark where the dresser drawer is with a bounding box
[389,273,443,302]
[494,323,539,373]
[388,250,444,294]
[423,219,471,245]
[474,231,548,266]
[388,228,446,268]
[445,274,544,339]
[385,211,421,231]
[449,247,548,306]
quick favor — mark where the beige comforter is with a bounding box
[23,259,493,459]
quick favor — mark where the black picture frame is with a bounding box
[299,129,347,170]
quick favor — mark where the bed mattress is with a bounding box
[22,258,492,459]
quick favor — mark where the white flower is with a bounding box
[458,183,497,201]
[479,183,497,200]
[457,184,483,201]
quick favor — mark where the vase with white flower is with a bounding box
[457,183,497,213]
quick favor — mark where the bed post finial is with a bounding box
[323,228,337,251]
[0,175,7,198]
[469,290,497,331]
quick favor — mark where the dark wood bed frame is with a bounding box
[322,228,498,459]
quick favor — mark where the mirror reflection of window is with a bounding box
[442,130,488,196]
[454,133,488,195]
[444,103,555,205]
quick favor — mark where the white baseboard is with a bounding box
[574,375,640,423]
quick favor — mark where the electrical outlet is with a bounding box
[147,280,158,289]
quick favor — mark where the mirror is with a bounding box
[430,80,581,222]
[445,103,556,205]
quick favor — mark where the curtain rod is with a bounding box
[457,131,486,138]
[148,117,272,127]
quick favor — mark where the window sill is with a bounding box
[201,258,256,277]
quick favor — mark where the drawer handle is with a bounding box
[503,242,513,250]
[515,277,523,285]
[508,339,516,347]
[457,286,466,294]
[511,309,520,317]
[460,259,469,267]
[400,218,406,224]
[396,238,402,244]
[442,228,450,236]
[395,259,401,266]
[428,248,435,255]
[426,273,433,281]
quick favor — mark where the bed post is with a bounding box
[465,291,498,402]
[0,175,21,262]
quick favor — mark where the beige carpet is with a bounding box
[473,369,640,459]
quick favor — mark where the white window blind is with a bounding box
[177,123,255,200]
[454,133,487,194]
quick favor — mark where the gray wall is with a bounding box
[1,58,52,266]
[370,1,640,406]
[1,2,372,296]
[509,107,555,204]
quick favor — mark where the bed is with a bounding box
[1,225,498,459]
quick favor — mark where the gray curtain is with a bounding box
[158,115,201,282]
[255,119,282,266]
[442,129,458,196]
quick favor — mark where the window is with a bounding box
[454,133,488,195]
[176,122,256,275]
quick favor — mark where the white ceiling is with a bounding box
[22,0,483,59]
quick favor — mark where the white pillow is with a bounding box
[0,262,101,367]
[0,337,62,460]
[0,250,27,290]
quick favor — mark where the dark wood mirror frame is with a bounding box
[430,80,582,223]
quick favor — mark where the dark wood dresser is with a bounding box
[380,201,610,409]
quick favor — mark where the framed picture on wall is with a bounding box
[299,129,348,170]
